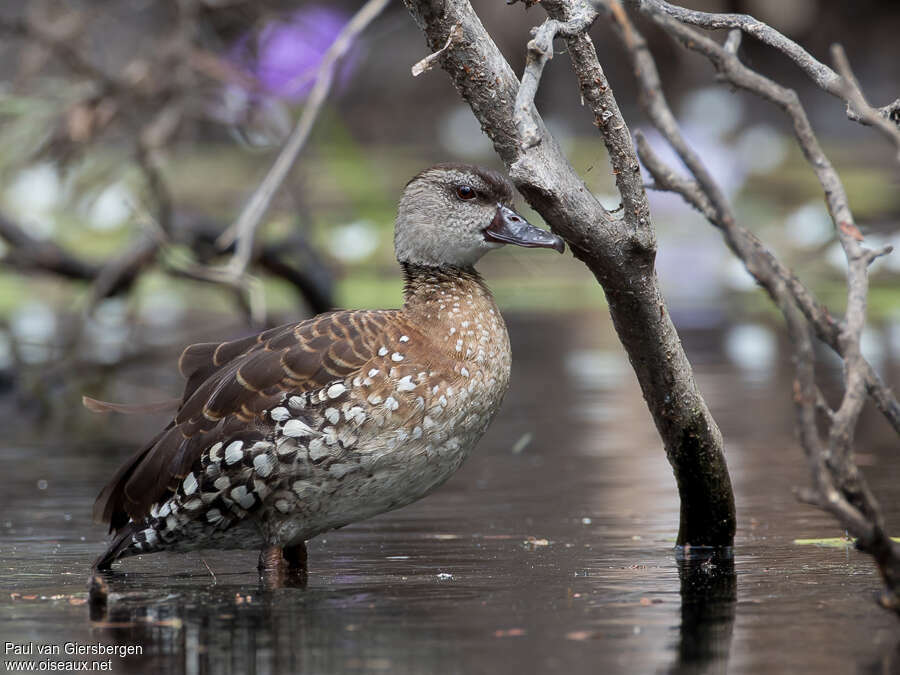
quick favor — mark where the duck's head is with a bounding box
[394,163,565,269]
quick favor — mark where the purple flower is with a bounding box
[231,6,354,102]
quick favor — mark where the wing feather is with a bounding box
[95,310,395,529]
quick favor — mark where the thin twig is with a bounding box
[412,22,462,76]
[625,0,900,130]
[513,8,597,148]
[831,44,900,162]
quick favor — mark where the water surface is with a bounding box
[2,312,898,674]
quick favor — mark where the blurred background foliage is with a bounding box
[0,0,897,423]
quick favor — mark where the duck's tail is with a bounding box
[93,525,139,571]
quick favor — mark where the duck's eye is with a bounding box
[456,185,476,200]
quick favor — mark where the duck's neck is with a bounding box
[400,262,499,324]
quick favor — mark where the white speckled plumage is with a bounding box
[93,164,563,571]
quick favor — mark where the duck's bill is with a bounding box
[484,205,565,253]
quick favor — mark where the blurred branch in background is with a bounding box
[599,0,900,611]
[0,1,396,346]
[216,0,390,278]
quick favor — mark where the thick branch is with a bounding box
[405,0,735,546]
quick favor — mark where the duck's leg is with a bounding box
[258,545,286,574]
[258,544,308,588]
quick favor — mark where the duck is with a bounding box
[92,163,565,576]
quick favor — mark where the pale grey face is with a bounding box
[394,164,564,268]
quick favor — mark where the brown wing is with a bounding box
[94,310,396,530]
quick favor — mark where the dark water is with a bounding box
[2,312,899,674]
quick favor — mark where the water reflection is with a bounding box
[90,574,472,674]
[668,548,736,675]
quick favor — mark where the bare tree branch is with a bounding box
[603,0,900,610]
[602,0,900,437]
[0,213,99,281]
[626,0,900,130]
[830,44,900,162]
[405,0,736,547]
[513,7,597,149]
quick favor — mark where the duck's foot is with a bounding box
[257,543,308,589]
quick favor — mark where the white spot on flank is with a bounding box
[384,396,399,411]
[461,367,470,378]
[399,335,410,342]
[183,472,198,496]
[158,502,172,518]
[224,441,244,465]
[276,439,297,456]
[275,499,291,513]
[455,339,463,352]
[378,347,389,356]
[206,509,223,524]
[330,462,357,478]
[253,478,270,500]
[230,485,255,510]
[412,426,423,439]
[368,368,380,377]
[269,406,290,422]
[308,438,328,460]
[208,442,223,462]
[391,352,404,362]
[253,453,275,477]
[439,395,448,407]
[288,395,305,409]
[367,393,383,405]
[397,375,416,392]
[283,419,312,437]
[449,327,456,335]
[293,480,313,495]
[325,407,340,424]
[214,476,230,491]
[327,383,346,399]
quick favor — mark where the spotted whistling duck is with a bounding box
[93,163,564,575]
